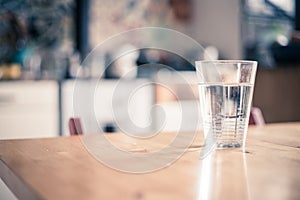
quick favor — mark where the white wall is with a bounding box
[191,0,242,59]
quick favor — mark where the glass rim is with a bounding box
[195,60,257,65]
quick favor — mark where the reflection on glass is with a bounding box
[198,151,250,200]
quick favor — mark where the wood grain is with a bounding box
[0,123,300,200]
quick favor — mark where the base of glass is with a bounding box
[217,143,242,149]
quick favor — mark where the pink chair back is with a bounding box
[68,118,84,135]
[249,107,265,126]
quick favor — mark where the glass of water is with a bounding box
[196,60,257,149]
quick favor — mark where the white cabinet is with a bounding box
[0,81,59,139]
[62,79,154,135]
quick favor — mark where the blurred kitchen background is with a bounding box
[0,0,299,139]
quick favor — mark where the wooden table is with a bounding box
[1,123,300,200]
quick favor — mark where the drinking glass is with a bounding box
[196,60,257,149]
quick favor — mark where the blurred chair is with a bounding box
[68,118,83,136]
[249,107,265,126]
